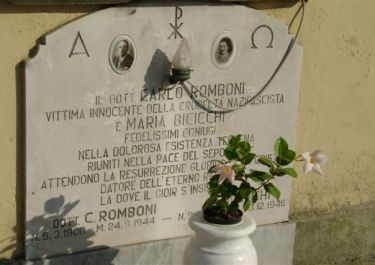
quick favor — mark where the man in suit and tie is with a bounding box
[113,39,134,72]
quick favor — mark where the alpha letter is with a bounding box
[69,31,90,58]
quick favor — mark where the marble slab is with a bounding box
[19,222,296,265]
[25,2,302,259]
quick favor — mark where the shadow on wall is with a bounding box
[142,49,171,101]
[0,196,118,264]
[140,49,213,113]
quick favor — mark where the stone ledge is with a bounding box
[1,221,295,265]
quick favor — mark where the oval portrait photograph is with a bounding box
[212,32,236,68]
[109,35,136,74]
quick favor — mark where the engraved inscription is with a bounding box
[69,31,90,58]
[168,6,184,39]
[251,25,274,49]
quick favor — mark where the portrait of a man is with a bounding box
[110,36,135,74]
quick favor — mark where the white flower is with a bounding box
[301,150,328,176]
[212,163,235,184]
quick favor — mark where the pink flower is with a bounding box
[212,163,235,184]
[301,150,328,176]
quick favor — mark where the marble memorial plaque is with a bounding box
[25,3,302,259]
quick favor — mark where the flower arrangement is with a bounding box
[202,135,327,224]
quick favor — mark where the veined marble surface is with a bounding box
[17,221,295,265]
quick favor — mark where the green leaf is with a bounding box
[246,171,273,183]
[248,176,262,183]
[249,189,258,203]
[285,150,296,161]
[239,141,251,153]
[209,187,219,196]
[235,175,245,182]
[233,193,242,203]
[277,167,298,178]
[229,135,241,147]
[263,173,274,180]
[276,150,296,166]
[276,156,288,166]
[208,174,220,188]
[239,182,251,198]
[229,201,240,213]
[241,153,256,165]
[235,148,244,159]
[264,183,281,199]
[208,176,220,196]
[246,171,264,183]
[273,168,286,176]
[233,164,244,176]
[228,184,238,194]
[217,199,229,211]
[219,184,232,199]
[243,199,251,211]
[274,137,288,157]
[258,157,273,168]
[224,146,237,160]
[202,197,217,210]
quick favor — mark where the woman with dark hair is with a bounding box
[215,37,233,64]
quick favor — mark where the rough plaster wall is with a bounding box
[0,0,374,259]
[287,0,375,217]
[264,0,375,217]
[265,0,375,219]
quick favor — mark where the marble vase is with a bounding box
[183,211,257,265]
